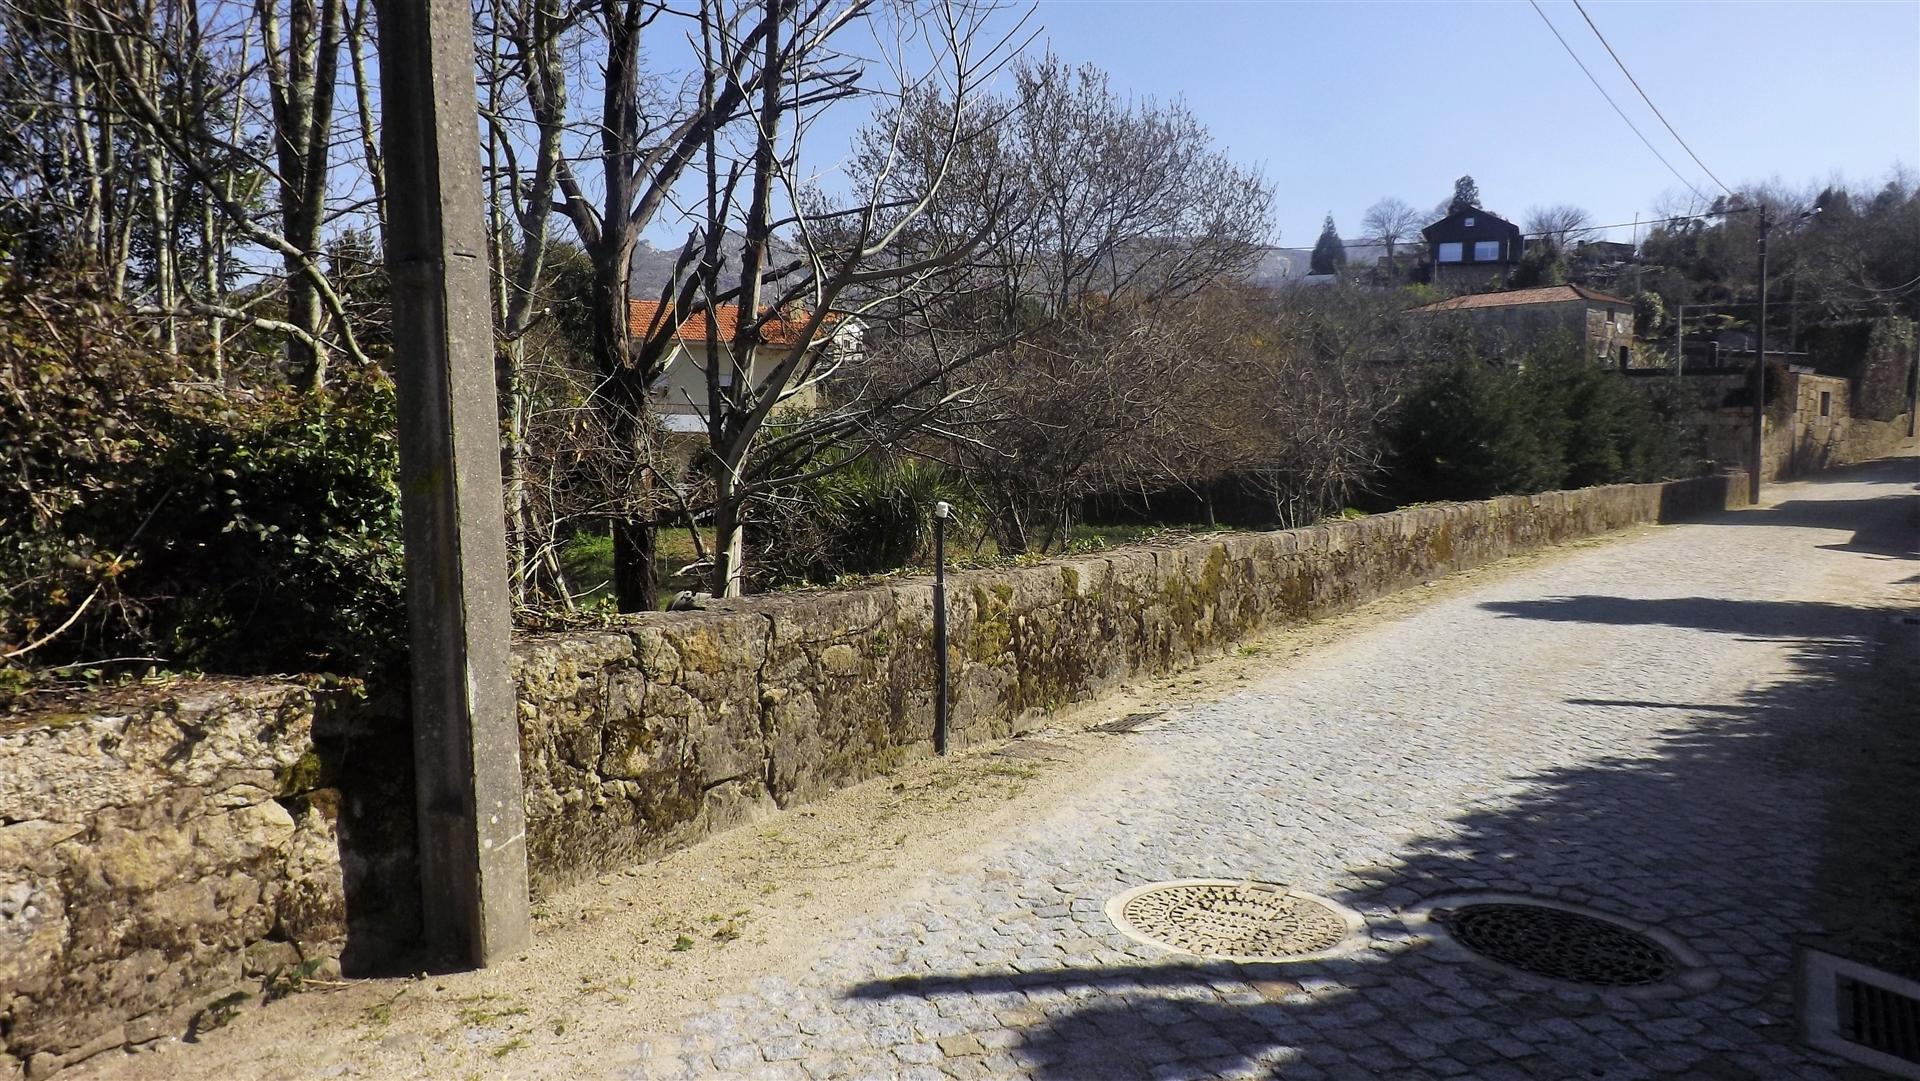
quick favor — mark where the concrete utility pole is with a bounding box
[375,0,532,964]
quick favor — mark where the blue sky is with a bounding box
[1022,0,1919,245]
[741,0,1918,252]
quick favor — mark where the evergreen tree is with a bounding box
[1508,242,1567,288]
[1309,213,1347,275]
[1449,175,1482,214]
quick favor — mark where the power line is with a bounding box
[1571,0,1735,197]
[1525,0,1708,204]
[1522,207,1752,239]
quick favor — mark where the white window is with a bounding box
[1463,216,1476,226]
[1437,242,1463,263]
[1473,240,1502,261]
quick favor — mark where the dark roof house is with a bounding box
[1421,207,1523,287]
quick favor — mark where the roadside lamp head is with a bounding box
[934,501,952,520]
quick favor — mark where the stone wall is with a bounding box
[511,472,1755,895]
[1700,368,1916,481]
[0,471,1756,1074]
[0,685,417,1078]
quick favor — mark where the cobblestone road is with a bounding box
[623,462,1918,1081]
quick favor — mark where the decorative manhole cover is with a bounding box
[1433,903,1677,987]
[1105,880,1361,963]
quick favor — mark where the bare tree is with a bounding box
[1361,196,1421,278]
[850,52,1272,553]
[662,0,1023,596]
[1220,289,1404,526]
[3,0,383,386]
[1525,203,1595,253]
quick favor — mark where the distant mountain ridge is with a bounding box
[1247,242,1408,286]
[628,236,1406,297]
[627,234,804,301]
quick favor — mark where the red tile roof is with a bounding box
[1411,284,1631,314]
[627,299,819,347]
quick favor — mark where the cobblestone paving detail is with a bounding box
[619,469,1914,1080]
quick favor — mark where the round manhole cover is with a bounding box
[1105,880,1362,963]
[1434,903,1677,987]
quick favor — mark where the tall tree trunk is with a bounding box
[347,0,385,243]
[261,0,343,391]
[60,2,104,262]
[596,300,656,610]
[708,0,781,598]
[586,0,654,612]
[710,478,745,600]
[610,518,656,611]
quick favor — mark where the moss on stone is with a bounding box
[967,585,1013,663]
[1428,519,1454,566]
[276,750,326,797]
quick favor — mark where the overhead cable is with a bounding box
[1571,0,1735,197]
[1525,0,1709,203]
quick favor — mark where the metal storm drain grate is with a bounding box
[1801,946,1920,1079]
[1839,976,1920,1063]
[1432,903,1677,988]
[1105,880,1361,963]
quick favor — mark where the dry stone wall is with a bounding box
[1,472,1754,1074]
[0,684,417,1079]
[512,473,1754,894]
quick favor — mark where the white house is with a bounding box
[627,300,862,434]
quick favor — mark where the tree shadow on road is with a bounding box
[1480,595,1867,639]
[838,528,1917,1077]
[1674,457,1918,560]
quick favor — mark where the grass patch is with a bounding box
[1065,522,1230,551]
[455,994,529,1026]
[560,527,714,611]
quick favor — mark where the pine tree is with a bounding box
[1309,213,1347,275]
[1449,175,1482,214]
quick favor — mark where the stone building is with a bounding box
[1697,366,1913,480]
[1410,283,1636,367]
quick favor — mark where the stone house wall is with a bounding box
[1700,369,1914,481]
[1442,299,1631,365]
[0,472,1756,1076]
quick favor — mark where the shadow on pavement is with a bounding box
[1683,457,1919,560]
[836,472,1918,1079]
[1479,595,1864,640]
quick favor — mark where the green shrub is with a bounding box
[755,456,971,586]
[1386,339,1694,504]
[1,272,187,670]
[136,367,405,674]
[0,269,404,677]
[1386,354,1556,503]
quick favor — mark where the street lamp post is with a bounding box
[1750,207,1770,505]
[932,501,951,756]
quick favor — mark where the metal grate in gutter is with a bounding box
[1800,946,1920,1079]
[1839,974,1920,1064]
